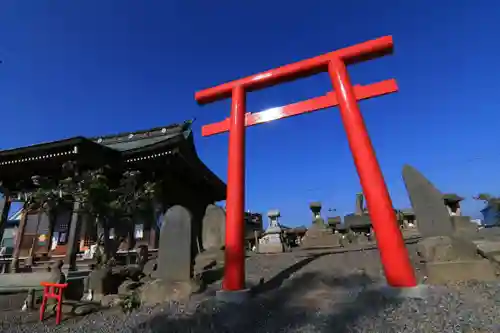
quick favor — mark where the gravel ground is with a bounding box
[1,242,499,333]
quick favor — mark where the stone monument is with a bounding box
[141,205,200,305]
[402,164,454,238]
[402,164,496,283]
[201,204,226,251]
[301,202,340,248]
[258,209,285,254]
[194,204,226,276]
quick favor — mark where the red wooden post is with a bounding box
[327,57,416,287]
[224,86,247,290]
[195,35,417,291]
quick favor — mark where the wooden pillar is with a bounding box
[0,196,11,245]
[46,208,57,256]
[64,201,81,271]
[78,214,88,252]
[149,220,159,249]
[11,207,28,273]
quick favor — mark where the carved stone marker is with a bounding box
[258,209,284,253]
[157,205,193,282]
[402,164,453,238]
[201,204,226,251]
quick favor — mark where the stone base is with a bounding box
[258,233,284,254]
[139,279,201,306]
[473,239,500,259]
[258,242,284,254]
[215,288,251,304]
[424,259,497,284]
[417,236,478,262]
[376,284,430,300]
[301,232,341,249]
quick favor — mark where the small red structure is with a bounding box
[39,282,68,325]
[195,36,417,291]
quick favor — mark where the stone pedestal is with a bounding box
[418,235,497,284]
[258,210,284,254]
[259,233,284,253]
[301,224,341,248]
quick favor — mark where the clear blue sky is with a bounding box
[1,1,499,225]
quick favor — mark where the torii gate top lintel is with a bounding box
[195,35,394,105]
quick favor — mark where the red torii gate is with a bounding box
[195,36,417,296]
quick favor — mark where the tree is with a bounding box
[474,193,493,202]
[56,163,118,264]
[23,161,163,266]
[109,171,151,251]
[474,193,500,211]
[25,175,63,255]
[110,170,165,251]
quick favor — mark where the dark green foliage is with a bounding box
[24,161,162,263]
[474,193,500,211]
[119,292,141,313]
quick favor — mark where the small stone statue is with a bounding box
[135,245,148,270]
[49,260,66,284]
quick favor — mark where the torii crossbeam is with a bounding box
[195,36,417,296]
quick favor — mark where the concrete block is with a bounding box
[474,240,500,258]
[425,259,497,284]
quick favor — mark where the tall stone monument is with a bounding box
[201,204,226,251]
[355,193,364,215]
[258,209,285,253]
[402,165,495,284]
[402,165,454,238]
[141,205,200,305]
[194,204,226,274]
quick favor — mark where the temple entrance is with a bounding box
[195,35,417,291]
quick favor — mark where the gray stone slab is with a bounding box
[402,165,453,237]
[417,236,477,263]
[157,205,193,282]
[451,216,478,237]
[474,240,500,257]
[425,260,497,284]
[201,204,226,251]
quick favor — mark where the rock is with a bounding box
[301,225,341,249]
[474,240,500,258]
[417,236,478,263]
[121,264,144,282]
[194,249,223,275]
[73,303,100,316]
[157,205,194,282]
[88,266,113,296]
[100,294,121,308]
[425,260,497,284]
[48,259,66,284]
[142,259,157,277]
[135,245,149,268]
[201,204,226,251]
[139,279,201,307]
[118,280,141,295]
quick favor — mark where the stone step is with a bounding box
[473,240,500,258]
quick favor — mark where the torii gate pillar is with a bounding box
[195,36,417,296]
